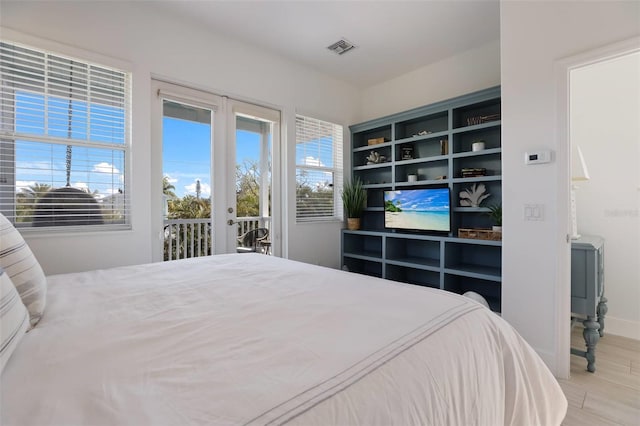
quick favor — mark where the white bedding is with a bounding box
[1,254,567,425]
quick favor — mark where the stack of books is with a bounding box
[461,168,487,178]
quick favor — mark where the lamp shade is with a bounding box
[571,144,590,182]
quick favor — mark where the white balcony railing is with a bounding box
[163,216,270,261]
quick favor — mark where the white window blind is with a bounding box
[0,41,131,230]
[295,115,343,222]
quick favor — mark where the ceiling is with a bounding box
[152,0,500,89]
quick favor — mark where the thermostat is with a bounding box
[525,150,551,165]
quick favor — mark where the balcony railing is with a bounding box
[163,216,270,261]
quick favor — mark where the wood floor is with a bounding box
[559,328,640,425]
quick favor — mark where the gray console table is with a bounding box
[571,235,607,372]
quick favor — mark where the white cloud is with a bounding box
[15,181,36,193]
[93,162,120,174]
[73,182,89,191]
[164,174,178,184]
[302,156,324,167]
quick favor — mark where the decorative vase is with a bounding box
[472,141,486,151]
[347,218,361,230]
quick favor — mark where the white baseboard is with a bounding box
[603,316,640,340]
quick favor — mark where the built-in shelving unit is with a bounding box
[342,87,502,312]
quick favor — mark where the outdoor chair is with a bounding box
[236,227,269,253]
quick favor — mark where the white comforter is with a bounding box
[1,254,566,425]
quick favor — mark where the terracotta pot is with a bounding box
[347,218,361,230]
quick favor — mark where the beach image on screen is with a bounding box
[384,188,450,231]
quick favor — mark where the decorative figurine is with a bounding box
[366,151,386,164]
[401,146,414,160]
[459,183,490,207]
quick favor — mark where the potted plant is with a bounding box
[341,177,367,230]
[486,204,502,232]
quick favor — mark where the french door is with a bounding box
[151,81,280,261]
[226,100,280,255]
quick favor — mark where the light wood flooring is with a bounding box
[559,328,640,425]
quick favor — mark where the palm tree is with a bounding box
[22,183,52,199]
[162,176,177,199]
[168,195,210,219]
[15,183,52,222]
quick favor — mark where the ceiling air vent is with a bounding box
[327,38,356,55]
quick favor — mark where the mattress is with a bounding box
[1,254,567,425]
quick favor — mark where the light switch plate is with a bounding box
[524,204,544,221]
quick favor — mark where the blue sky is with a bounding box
[385,188,450,211]
[162,118,262,198]
[14,92,126,197]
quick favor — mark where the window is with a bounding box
[295,115,343,222]
[0,41,131,229]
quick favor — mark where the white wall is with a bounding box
[571,52,640,339]
[1,1,361,274]
[359,40,501,121]
[501,0,640,374]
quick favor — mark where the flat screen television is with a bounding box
[384,188,451,232]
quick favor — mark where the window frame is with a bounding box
[0,38,132,232]
[294,114,344,223]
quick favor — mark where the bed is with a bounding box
[1,246,567,425]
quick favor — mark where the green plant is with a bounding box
[341,177,367,218]
[486,203,502,226]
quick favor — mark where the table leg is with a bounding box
[583,316,600,373]
[597,295,608,337]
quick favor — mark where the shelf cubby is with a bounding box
[342,232,382,259]
[395,111,448,139]
[353,145,392,168]
[444,241,501,280]
[385,236,441,270]
[360,211,385,232]
[366,188,385,209]
[386,265,440,289]
[343,258,383,278]
[452,98,501,130]
[395,158,448,183]
[452,151,502,178]
[396,137,448,161]
[352,124,392,150]
[353,166,392,187]
[453,179,501,211]
[451,126,501,154]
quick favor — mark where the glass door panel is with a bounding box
[226,101,280,255]
[161,100,213,260]
[234,115,272,253]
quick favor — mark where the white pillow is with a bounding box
[462,291,491,309]
[0,268,29,374]
[0,213,47,327]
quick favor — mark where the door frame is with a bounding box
[554,36,640,379]
[151,79,283,260]
[151,80,225,262]
[225,99,282,256]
